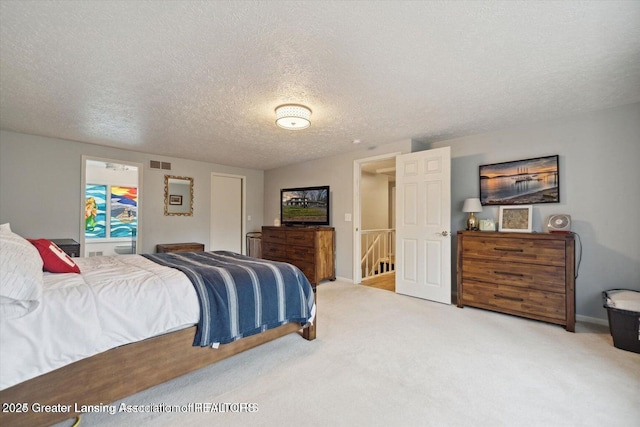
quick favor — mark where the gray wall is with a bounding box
[0,130,264,253]
[432,102,640,320]
[2,102,638,321]
[263,139,413,280]
[265,103,640,321]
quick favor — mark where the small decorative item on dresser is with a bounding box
[462,198,483,231]
[498,205,532,232]
[479,219,496,231]
[547,214,572,233]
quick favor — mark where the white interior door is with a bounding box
[395,147,451,304]
[210,174,244,253]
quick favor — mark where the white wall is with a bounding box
[361,172,389,230]
[265,103,640,321]
[0,130,264,254]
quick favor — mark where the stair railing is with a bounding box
[361,228,395,280]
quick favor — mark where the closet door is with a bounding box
[210,173,244,253]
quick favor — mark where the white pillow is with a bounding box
[0,223,11,233]
[0,230,44,319]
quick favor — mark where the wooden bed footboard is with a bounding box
[0,320,315,427]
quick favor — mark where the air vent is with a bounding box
[150,160,171,170]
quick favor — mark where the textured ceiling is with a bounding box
[1,1,639,170]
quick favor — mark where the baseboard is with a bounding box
[333,276,354,284]
[577,314,609,326]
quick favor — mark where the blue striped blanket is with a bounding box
[143,251,315,347]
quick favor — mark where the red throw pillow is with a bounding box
[28,239,81,274]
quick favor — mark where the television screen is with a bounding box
[280,186,330,226]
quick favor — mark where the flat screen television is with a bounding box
[280,186,330,226]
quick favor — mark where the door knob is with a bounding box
[440,231,449,237]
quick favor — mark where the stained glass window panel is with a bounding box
[85,184,107,238]
[110,186,138,237]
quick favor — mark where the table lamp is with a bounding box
[462,198,483,231]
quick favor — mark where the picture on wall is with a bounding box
[169,195,182,205]
[479,155,559,205]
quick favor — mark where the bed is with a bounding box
[0,226,316,427]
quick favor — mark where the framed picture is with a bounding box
[499,205,533,232]
[479,155,559,205]
[169,195,182,205]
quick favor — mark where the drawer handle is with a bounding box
[494,271,524,277]
[494,294,524,302]
[493,247,524,252]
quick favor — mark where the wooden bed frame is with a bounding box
[0,317,315,427]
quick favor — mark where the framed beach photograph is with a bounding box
[479,155,559,205]
[169,195,182,205]
[499,205,533,233]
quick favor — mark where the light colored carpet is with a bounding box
[57,280,639,427]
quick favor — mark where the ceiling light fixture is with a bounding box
[275,104,311,130]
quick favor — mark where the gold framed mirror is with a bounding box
[164,175,193,216]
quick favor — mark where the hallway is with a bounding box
[361,272,395,292]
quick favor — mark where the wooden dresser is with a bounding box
[457,231,575,331]
[156,242,205,253]
[261,226,335,287]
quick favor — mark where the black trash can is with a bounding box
[602,289,640,354]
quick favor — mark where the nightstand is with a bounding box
[51,239,81,257]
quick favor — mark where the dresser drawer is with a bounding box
[462,259,566,293]
[262,244,286,260]
[462,281,566,321]
[287,245,316,262]
[293,262,315,283]
[462,236,565,266]
[262,229,286,245]
[286,230,315,247]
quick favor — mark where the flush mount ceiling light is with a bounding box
[275,104,311,130]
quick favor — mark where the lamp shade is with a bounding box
[462,198,483,213]
[275,104,311,130]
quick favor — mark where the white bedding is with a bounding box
[0,255,200,391]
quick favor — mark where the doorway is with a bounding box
[353,153,399,289]
[354,147,452,304]
[81,156,142,257]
